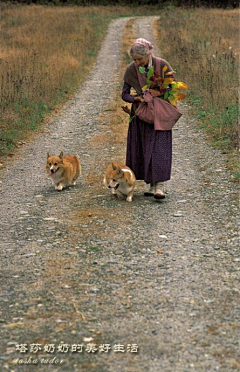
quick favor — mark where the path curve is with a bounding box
[0,16,239,372]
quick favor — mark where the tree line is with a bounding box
[0,0,238,8]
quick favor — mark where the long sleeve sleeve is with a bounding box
[121,82,136,103]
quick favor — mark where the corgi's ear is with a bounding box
[47,152,50,159]
[112,163,116,170]
[59,151,63,159]
[116,166,123,176]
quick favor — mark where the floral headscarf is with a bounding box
[134,38,154,52]
[130,38,154,69]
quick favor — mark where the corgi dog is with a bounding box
[46,151,81,191]
[103,162,136,202]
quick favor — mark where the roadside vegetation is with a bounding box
[0,5,119,156]
[154,8,239,179]
[0,4,238,178]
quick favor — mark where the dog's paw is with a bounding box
[56,184,63,191]
[126,196,133,202]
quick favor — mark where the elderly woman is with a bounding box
[122,38,174,199]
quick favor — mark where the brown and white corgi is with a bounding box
[46,151,81,191]
[103,162,136,202]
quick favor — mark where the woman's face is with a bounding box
[131,53,149,67]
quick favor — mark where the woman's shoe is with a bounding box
[144,183,155,196]
[154,182,165,199]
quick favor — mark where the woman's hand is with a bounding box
[121,105,131,115]
[149,88,166,98]
[134,96,145,103]
[149,89,161,98]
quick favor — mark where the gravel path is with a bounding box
[0,16,239,372]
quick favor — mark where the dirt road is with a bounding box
[0,16,239,372]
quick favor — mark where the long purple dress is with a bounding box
[122,82,172,184]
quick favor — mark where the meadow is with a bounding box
[0,4,238,177]
[154,8,239,178]
[0,5,121,155]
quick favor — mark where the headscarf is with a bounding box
[130,38,154,69]
[134,38,154,52]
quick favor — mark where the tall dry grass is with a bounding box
[0,5,125,155]
[154,8,239,178]
[0,4,161,156]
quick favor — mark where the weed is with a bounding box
[154,8,239,179]
[0,5,119,155]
